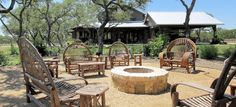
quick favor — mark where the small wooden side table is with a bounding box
[44,59,60,78]
[76,85,109,107]
[134,54,142,66]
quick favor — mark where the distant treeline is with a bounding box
[218,28,236,39]
[0,35,12,44]
[191,28,236,42]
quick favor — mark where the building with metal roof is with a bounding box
[71,10,223,44]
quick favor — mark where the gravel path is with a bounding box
[0,59,229,107]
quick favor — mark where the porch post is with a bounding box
[212,25,217,38]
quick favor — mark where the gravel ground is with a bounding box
[0,58,230,107]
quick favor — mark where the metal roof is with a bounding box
[105,21,148,28]
[146,12,223,26]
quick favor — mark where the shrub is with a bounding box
[147,34,168,57]
[199,45,218,59]
[46,46,60,56]
[89,46,97,55]
[223,46,236,58]
[0,52,8,66]
[128,44,143,58]
[143,44,150,56]
[10,43,19,55]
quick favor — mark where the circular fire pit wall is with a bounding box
[111,66,168,94]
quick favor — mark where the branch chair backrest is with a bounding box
[167,38,196,59]
[18,37,56,96]
[213,49,236,100]
[63,42,92,63]
[108,41,129,57]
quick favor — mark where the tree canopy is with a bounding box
[92,0,150,54]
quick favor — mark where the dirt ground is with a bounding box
[0,58,233,107]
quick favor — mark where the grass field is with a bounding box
[197,44,236,56]
[0,44,20,66]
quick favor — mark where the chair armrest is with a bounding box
[171,82,214,94]
[182,52,193,59]
[124,54,129,59]
[159,52,165,60]
[64,57,71,61]
[109,55,116,60]
[181,52,194,65]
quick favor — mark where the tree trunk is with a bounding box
[184,11,191,38]
[180,0,196,38]
[47,24,52,46]
[97,27,105,55]
[195,28,201,42]
[97,15,109,55]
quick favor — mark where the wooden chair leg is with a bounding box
[102,93,105,107]
[105,57,108,69]
[186,67,190,73]
[26,84,31,103]
[171,92,179,107]
[56,67,58,78]
[111,60,114,68]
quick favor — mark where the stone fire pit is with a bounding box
[111,66,168,94]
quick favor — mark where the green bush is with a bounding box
[128,44,143,58]
[89,46,97,54]
[199,45,218,59]
[222,46,236,58]
[0,52,8,66]
[10,43,19,55]
[147,34,168,57]
[46,46,60,56]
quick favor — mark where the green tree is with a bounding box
[2,0,79,48]
[92,0,150,55]
[33,0,76,46]
[0,0,33,41]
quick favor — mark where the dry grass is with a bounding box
[0,59,233,107]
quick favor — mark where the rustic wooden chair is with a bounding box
[63,42,93,74]
[171,49,236,107]
[108,41,130,68]
[18,37,88,107]
[159,38,196,73]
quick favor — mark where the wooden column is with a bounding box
[126,31,128,44]
[150,27,155,39]
[212,25,217,38]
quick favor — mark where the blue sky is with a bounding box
[1,0,235,35]
[145,0,236,29]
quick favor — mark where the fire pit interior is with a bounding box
[124,68,153,73]
[111,66,168,94]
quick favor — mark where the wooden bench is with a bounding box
[78,62,105,77]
